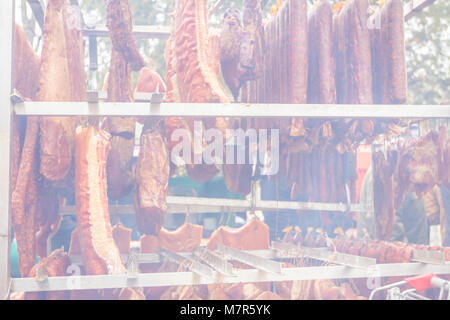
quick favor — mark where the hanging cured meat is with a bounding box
[288,0,308,136]
[219,8,244,102]
[103,49,136,201]
[334,0,372,104]
[74,127,144,300]
[164,0,230,183]
[13,151,39,278]
[370,0,407,104]
[24,249,70,300]
[307,0,336,104]
[11,24,41,278]
[38,0,81,182]
[140,223,203,254]
[105,0,144,200]
[222,118,254,196]
[35,182,62,258]
[112,223,132,254]
[168,0,229,103]
[134,128,170,235]
[135,67,167,94]
[206,219,270,251]
[13,25,40,99]
[74,126,126,276]
[220,2,260,196]
[106,0,144,71]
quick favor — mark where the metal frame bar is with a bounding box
[83,25,170,39]
[13,101,450,118]
[404,0,438,21]
[0,0,14,301]
[26,0,45,31]
[10,261,450,293]
[59,196,373,216]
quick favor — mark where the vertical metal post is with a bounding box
[0,0,15,300]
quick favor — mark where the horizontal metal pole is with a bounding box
[404,0,438,21]
[68,250,273,266]
[13,101,450,118]
[10,262,450,293]
[59,196,373,216]
[83,25,170,39]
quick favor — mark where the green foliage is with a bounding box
[404,0,450,105]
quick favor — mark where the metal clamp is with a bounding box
[10,91,24,105]
[34,264,48,283]
[344,183,352,214]
[86,91,99,105]
[251,181,257,212]
[217,244,282,274]
[126,248,140,279]
[150,93,164,113]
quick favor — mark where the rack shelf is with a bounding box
[10,247,450,293]
[13,101,450,119]
[2,0,449,299]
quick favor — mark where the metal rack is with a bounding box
[9,246,450,293]
[2,0,450,299]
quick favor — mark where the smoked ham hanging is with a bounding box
[307,0,336,104]
[134,128,170,235]
[24,249,70,300]
[221,3,261,196]
[38,0,80,182]
[168,0,229,103]
[33,1,86,260]
[13,25,40,99]
[105,0,144,200]
[74,126,126,276]
[135,67,167,94]
[106,0,144,71]
[140,223,203,254]
[11,24,41,277]
[164,0,230,183]
[35,182,62,258]
[206,219,270,251]
[103,49,136,201]
[334,0,373,104]
[370,0,407,104]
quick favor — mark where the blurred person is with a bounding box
[357,165,429,244]
[423,185,445,245]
